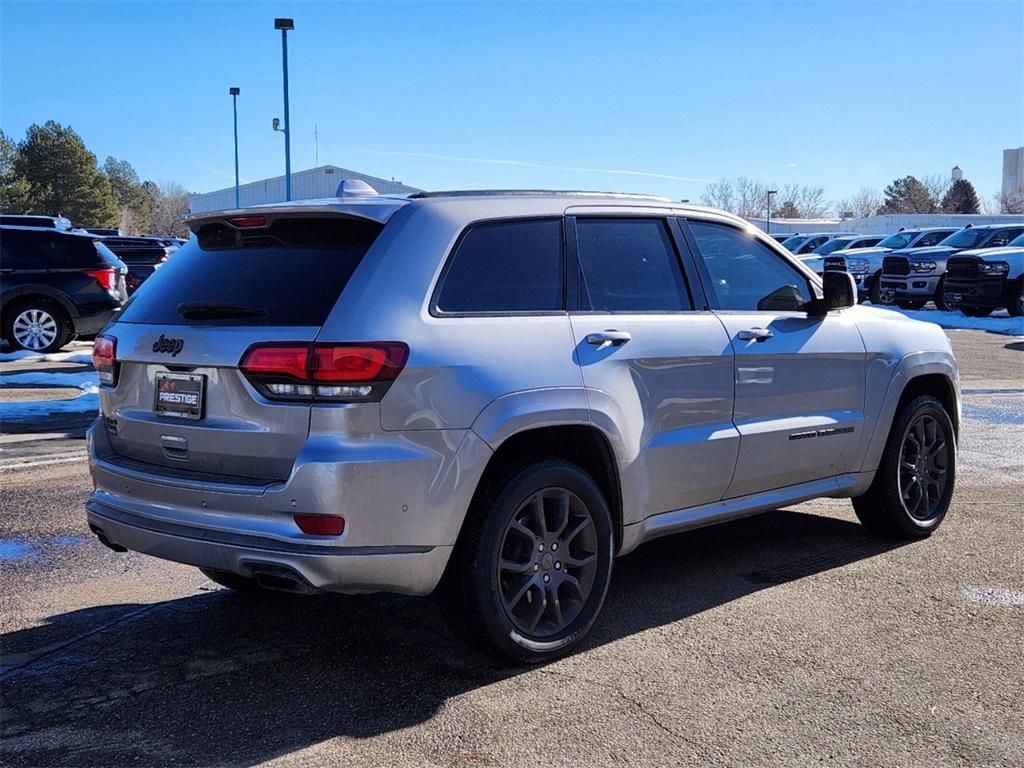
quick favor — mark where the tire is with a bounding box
[933,277,951,311]
[961,306,992,318]
[200,567,274,596]
[4,299,72,353]
[437,458,614,664]
[852,395,956,539]
[868,272,883,305]
[896,300,926,310]
[1006,278,1024,318]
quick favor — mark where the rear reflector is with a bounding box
[84,268,117,291]
[294,514,345,536]
[239,342,408,403]
[229,216,268,228]
[93,334,118,386]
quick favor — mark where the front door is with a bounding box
[683,219,867,499]
[567,215,739,519]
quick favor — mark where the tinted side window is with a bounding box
[688,221,811,312]
[797,236,826,254]
[0,231,94,268]
[915,231,948,247]
[436,218,563,313]
[986,228,1024,247]
[575,218,691,312]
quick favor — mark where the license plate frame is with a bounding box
[154,372,205,420]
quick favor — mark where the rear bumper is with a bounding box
[86,498,451,595]
[85,419,492,595]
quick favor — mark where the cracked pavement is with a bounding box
[1,330,1022,766]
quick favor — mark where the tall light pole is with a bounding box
[274,18,294,201]
[766,189,777,235]
[229,87,240,208]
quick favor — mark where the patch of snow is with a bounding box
[962,586,1024,607]
[0,390,98,421]
[0,349,94,364]
[1,370,99,389]
[891,307,1024,336]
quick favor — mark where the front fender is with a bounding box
[859,350,960,473]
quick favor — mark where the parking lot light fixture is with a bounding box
[767,190,777,235]
[274,18,294,201]
[229,87,240,208]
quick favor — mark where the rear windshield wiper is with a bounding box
[177,302,266,319]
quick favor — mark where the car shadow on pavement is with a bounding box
[0,509,906,766]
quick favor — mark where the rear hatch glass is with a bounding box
[102,216,384,482]
[118,217,382,326]
[102,237,168,265]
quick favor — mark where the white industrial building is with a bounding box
[1003,147,1024,209]
[189,165,422,214]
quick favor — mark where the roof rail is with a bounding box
[407,189,673,202]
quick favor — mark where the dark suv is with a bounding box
[98,236,174,294]
[1,226,128,352]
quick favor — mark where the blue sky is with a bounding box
[2,1,1022,205]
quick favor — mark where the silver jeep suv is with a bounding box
[86,189,960,662]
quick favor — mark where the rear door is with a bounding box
[682,219,866,499]
[567,214,738,516]
[100,214,386,482]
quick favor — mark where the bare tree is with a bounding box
[700,177,735,213]
[920,174,951,208]
[147,180,190,237]
[997,190,1024,214]
[779,184,828,218]
[734,177,771,219]
[833,187,882,218]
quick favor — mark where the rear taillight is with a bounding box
[239,342,408,403]
[93,334,118,386]
[84,268,116,291]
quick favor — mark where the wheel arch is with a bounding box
[470,422,624,554]
[1,285,78,325]
[860,352,960,474]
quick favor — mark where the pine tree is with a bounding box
[941,178,981,214]
[103,156,151,233]
[878,176,938,214]
[0,129,31,213]
[13,121,119,226]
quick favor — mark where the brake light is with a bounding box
[93,334,118,386]
[84,268,116,291]
[294,514,345,536]
[229,216,268,228]
[239,342,408,402]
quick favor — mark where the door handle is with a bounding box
[586,330,632,346]
[737,328,773,342]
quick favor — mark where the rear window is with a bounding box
[434,218,564,313]
[117,217,383,326]
[103,238,168,264]
[0,229,105,268]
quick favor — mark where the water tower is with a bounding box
[951,165,963,182]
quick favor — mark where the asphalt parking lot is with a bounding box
[1,329,1022,767]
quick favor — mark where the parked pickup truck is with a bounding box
[818,227,958,304]
[880,223,1024,310]
[942,234,1024,318]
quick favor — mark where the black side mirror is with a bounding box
[820,270,857,312]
